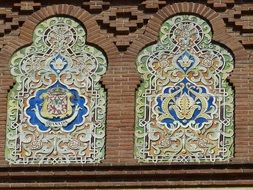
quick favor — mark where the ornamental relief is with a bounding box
[135,15,234,163]
[6,17,107,164]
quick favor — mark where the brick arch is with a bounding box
[127,2,247,68]
[19,4,117,50]
[0,4,117,88]
[0,4,118,165]
[129,2,250,163]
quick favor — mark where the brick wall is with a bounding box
[0,0,252,188]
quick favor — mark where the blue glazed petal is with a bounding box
[156,78,216,129]
[26,81,89,132]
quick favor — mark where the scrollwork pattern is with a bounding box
[6,17,107,164]
[135,15,234,163]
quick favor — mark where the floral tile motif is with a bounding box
[135,15,234,163]
[6,17,107,164]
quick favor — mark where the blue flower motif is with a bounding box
[156,78,216,130]
[175,51,198,73]
[49,53,68,74]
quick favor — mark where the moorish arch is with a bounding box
[5,16,107,164]
[134,14,234,163]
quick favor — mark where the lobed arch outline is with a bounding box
[129,2,247,163]
[125,2,247,163]
[127,2,247,71]
[1,4,117,164]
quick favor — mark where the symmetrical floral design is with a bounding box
[6,17,107,164]
[135,15,234,162]
[156,78,216,130]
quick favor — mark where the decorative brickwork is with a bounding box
[1,1,253,51]
[82,0,110,12]
[96,6,150,50]
[0,1,252,189]
[221,3,253,48]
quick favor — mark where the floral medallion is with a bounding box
[135,15,234,162]
[6,17,107,164]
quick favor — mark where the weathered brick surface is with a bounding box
[0,0,252,188]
